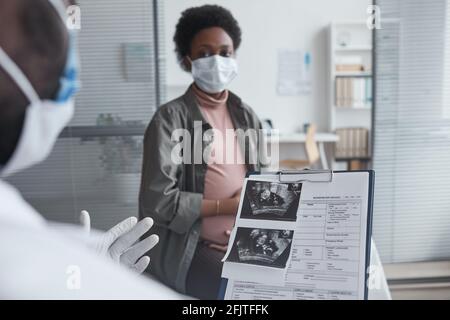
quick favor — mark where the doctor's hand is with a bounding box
[80,210,159,274]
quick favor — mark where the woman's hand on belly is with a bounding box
[201,188,242,217]
[218,188,242,215]
[209,230,231,253]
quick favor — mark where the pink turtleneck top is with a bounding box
[192,84,247,244]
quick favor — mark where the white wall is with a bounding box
[163,0,371,133]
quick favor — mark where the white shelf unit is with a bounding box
[328,21,373,169]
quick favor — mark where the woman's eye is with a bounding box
[220,51,232,57]
[199,52,211,58]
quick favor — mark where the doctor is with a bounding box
[0,0,184,299]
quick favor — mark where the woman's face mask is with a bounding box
[190,55,238,94]
[0,0,80,178]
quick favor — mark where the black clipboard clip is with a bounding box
[276,169,333,183]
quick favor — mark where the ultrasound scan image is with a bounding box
[227,228,294,268]
[240,181,302,221]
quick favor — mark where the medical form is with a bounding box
[221,171,373,300]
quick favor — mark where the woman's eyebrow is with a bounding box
[197,44,213,49]
[197,44,232,49]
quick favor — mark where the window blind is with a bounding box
[373,0,450,263]
[6,0,165,231]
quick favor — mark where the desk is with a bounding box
[267,133,339,170]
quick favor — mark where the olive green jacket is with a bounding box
[139,85,264,293]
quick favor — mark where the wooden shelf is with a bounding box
[329,21,373,131]
[329,22,373,170]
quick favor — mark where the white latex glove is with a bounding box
[80,210,159,274]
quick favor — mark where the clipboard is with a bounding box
[218,169,375,300]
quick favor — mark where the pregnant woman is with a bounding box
[139,5,265,299]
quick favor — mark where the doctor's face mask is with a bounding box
[0,0,80,178]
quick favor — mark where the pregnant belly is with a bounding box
[201,215,236,245]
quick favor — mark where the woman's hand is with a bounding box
[219,189,242,216]
[209,230,231,253]
[232,188,242,202]
[200,189,242,217]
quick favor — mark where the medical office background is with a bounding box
[5,0,450,299]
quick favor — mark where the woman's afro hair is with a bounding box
[173,5,242,70]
